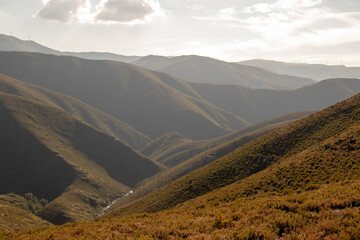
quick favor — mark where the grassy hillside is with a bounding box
[0,34,141,63]
[0,74,150,149]
[133,55,315,90]
[113,112,312,210]
[141,132,192,162]
[0,51,249,140]
[141,112,313,167]
[0,92,163,224]
[108,92,360,216]
[0,200,51,232]
[190,78,360,123]
[241,59,360,81]
[5,96,360,239]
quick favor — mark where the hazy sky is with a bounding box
[0,0,359,65]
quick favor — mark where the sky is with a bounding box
[0,0,359,66]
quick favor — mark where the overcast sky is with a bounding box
[0,0,359,65]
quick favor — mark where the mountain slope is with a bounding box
[0,51,249,140]
[0,34,141,63]
[189,78,360,123]
[133,55,315,90]
[108,92,360,216]
[0,200,51,232]
[113,112,312,210]
[0,73,150,149]
[7,96,360,240]
[0,92,163,224]
[241,59,360,81]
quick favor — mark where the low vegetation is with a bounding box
[107,93,360,217]
[3,116,360,239]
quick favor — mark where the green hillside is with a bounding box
[0,51,249,140]
[141,112,313,168]
[0,199,51,232]
[108,92,360,216]
[5,94,360,240]
[113,112,312,211]
[133,55,315,90]
[0,74,150,149]
[0,92,163,224]
[189,78,360,123]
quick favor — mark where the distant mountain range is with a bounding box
[0,51,359,140]
[0,34,141,63]
[0,51,249,140]
[133,55,315,90]
[241,59,360,81]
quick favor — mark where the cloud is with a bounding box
[95,0,160,23]
[36,0,162,24]
[37,0,91,23]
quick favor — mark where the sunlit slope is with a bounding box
[7,95,360,240]
[108,93,360,216]
[133,55,315,90]
[0,92,163,224]
[0,51,249,139]
[0,74,150,149]
[113,112,312,210]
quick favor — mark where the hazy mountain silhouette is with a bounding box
[0,51,249,140]
[189,78,360,123]
[0,34,141,63]
[133,55,315,90]
[241,59,360,81]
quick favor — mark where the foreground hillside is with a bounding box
[0,51,249,140]
[0,74,150,149]
[133,55,314,90]
[108,92,360,216]
[4,94,360,239]
[0,92,163,224]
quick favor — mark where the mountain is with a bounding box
[108,92,360,216]
[112,112,312,210]
[241,59,360,81]
[7,94,360,240]
[133,55,315,90]
[0,92,164,224]
[0,51,249,140]
[0,34,141,63]
[189,78,360,123]
[0,73,150,149]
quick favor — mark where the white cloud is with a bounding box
[95,0,162,23]
[37,0,91,23]
[36,0,162,24]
